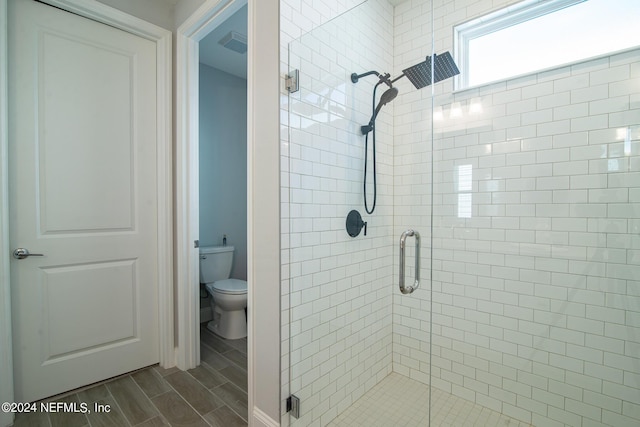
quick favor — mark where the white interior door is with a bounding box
[8,0,159,402]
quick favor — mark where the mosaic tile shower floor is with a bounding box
[328,373,533,427]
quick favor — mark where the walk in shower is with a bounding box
[283,0,640,426]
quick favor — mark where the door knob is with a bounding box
[12,248,44,260]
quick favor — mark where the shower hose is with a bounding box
[364,81,383,215]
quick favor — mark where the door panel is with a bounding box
[9,0,159,402]
[40,30,135,233]
[43,260,137,358]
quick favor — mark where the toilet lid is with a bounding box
[212,279,247,295]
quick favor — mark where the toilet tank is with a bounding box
[199,246,234,284]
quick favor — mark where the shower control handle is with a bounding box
[346,210,367,237]
[399,230,420,294]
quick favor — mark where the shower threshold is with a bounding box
[327,372,533,427]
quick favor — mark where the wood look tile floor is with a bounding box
[12,325,248,427]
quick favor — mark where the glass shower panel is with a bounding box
[427,0,640,424]
[283,0,430,427]
[286,2,398,426]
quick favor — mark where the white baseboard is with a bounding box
[252,407,279,427]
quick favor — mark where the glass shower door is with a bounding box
[427,0,640,425]
[284,1,414,425]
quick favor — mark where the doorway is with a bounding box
[197,3,248,422]
[175,0,280,425]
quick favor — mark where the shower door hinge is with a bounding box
[286,395,300,418]
[286,69,299,93]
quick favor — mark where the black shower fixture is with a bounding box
[353,51,461,134]
[394,51,460,89]
[352,52,460,215]
[360,86,398,135]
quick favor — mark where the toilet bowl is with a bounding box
[199,245,247,340]
[205,279,247,339]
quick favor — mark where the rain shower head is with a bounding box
[400,51,460,89]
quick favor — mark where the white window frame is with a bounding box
[454,0,585,90]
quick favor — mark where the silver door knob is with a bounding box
[12,248,44,260]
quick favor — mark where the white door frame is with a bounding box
[0,1,173,424]
[175,0,281,425]
[174,0,247,372]
[0,2,12,426]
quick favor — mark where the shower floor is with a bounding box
[328,373,533,427]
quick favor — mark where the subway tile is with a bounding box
[571,114,609,132]
[571,83,609,103]
[602,409,640,427]
[555,73,590,92]
[603,381,640,405]
[532,388,564,410]
[538,91,571,109]
[565,397,602,422]
[537,119,571,136]
[554,102,589,120]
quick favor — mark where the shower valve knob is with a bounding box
[346,210,367,238]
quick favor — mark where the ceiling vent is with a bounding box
[218,31,247,54]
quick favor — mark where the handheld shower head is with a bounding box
[361,86,398,135]
[376,87,399,114]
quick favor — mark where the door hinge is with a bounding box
[286,69,299,93]
[286,394,300,419]
[194,240,199,248]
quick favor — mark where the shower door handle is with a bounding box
[399,230,420,294]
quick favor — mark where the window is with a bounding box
[454,0,640,89]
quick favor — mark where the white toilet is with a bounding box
[200,245,247,339]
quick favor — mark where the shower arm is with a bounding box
[352,70,407,87]
[390,73,406,85]
[351,71,393,88]
[351,70,380,83]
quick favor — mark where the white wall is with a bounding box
[199,64,247,280]
[95,0,174,29]
[174,0,205,30]
[393,1,640,426]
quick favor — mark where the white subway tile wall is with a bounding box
[282,0,640,426]
[392,1,640,427]
[281,1,395,426]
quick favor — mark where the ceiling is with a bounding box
[197,1,409,79]
[199,5,248,79]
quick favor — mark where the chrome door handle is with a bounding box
[12,248,44,260]
[399,230,420,294]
